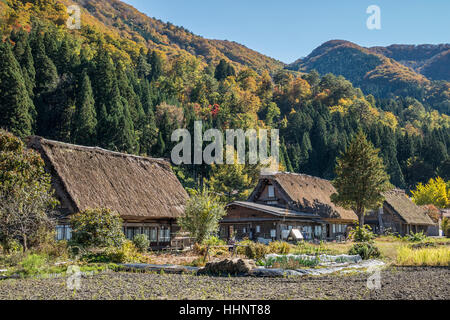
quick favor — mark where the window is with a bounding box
[220,226,227,238]
[56,225,72,241]
[150,227,157,242]
[268,185,275,198]
[65,226,72,240]
[302,226,312,239]
[158,226,171,242]
[256,225,261,233]
[126,227,135,240]
[270,229,276,238]
[314,226,322,238]
[56,226,64,241]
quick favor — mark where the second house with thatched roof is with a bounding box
[27,136,189,249]
[220,172,358,242]
[365,189,436,236]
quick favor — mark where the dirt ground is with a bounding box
[0,266,448,300]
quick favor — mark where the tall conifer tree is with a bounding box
[0,43,34,137]
[73,71,97,145]
[331,129,391,225]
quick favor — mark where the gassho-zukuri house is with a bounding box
[220,173,359,242]
[27,136,188,249]
[365,189,436,236]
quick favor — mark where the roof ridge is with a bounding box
[27,136,170,165]
[270,171,333,182]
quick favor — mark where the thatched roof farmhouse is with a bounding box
[221,173,358,242]
[366,189,436,236]
[249,173,358,222]
[27,136,188,248]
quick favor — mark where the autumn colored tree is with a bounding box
[207,163,259,203]
[0,130,58,251]
[411,177,449,209]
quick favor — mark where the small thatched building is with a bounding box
[220,173,358,242]
[27,136,188,249]
[365,189,436,236]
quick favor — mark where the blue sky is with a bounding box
[122,0,450,63]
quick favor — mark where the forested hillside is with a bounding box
[288,40,450,115]
[370,44,450,81]
[0,0,449,197]
[67,0,284,74]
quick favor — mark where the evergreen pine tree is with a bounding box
[20,43,36,98]
[33,34,58,96]
[73,71,97,145]
[331,129,391,226]
[92,48,116,111]
[0,43,34,137]
[137,48,151,79]
[147,50,162,82]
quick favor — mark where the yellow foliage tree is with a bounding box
[411,177,449,209]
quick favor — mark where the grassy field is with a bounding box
[307,236,450,265]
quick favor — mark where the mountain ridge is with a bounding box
[65,0,284,74]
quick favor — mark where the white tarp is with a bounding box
[251,258,385,277]
[265,253,362,264]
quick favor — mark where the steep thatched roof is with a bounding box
[228,201,323,220]
[27,136,188,219]
[383,190,434,225]
[254,173,358,221]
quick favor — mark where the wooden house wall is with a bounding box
[221,206,322,241]
[366,205,431,236]
[56,216,179,249]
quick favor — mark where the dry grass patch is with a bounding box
[396,246,450,266]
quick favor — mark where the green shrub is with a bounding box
[2,239,23,254]
[133,234,150,252]
[268,241,291,254]
[236,239,254,255]
[177,188,227,244]
[70,208,125,248]
[194,236,227,257]
[80,251,113,263]
[203,236,226,246]
[349,225,375,242]
[348,242,381,260]
[404,231,428,242]
[19,254,48,276]
[36,238,69,260]
[106,240,148,263]
[244,242,268,260]
[81,241,148,263]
